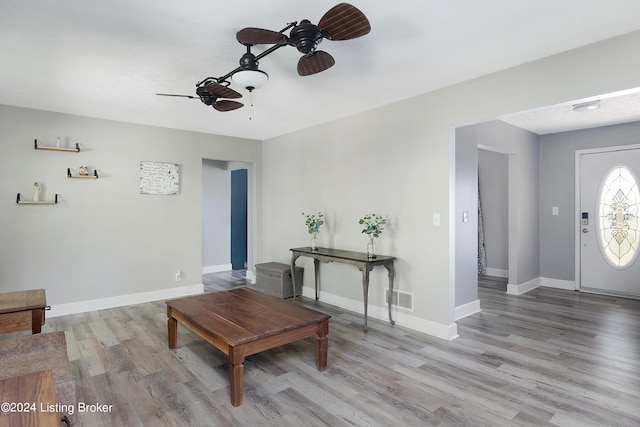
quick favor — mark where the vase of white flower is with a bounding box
[302,212,324,251]
[359,213,387,259]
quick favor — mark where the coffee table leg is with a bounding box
[316,319,329,371]
[229,346,245,407]
[167,316,178,349]
[31,308,43,334]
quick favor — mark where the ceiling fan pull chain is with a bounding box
[249,91,253,120]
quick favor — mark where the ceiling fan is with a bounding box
[156,3,370,112]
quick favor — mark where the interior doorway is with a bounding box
[202,160,253,279]
[231,169,248,270]
[478,148,509,279]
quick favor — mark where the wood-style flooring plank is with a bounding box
[3,273,636,426]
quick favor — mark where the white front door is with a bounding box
[580,147,640,297]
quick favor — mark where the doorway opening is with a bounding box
[478,148,509,281]
[231,168,248,270]
[202,159,254,282]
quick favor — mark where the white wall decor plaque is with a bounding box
[140,161,180,195]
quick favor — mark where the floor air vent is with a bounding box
[386,288,414,312]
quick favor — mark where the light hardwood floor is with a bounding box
[13,274,640,426]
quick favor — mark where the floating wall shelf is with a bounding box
[67,168,98,179]
[16,193,59,204]
[34,139,79,153]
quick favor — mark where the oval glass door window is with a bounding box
[598,165,640,268]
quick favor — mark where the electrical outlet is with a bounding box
[175,270,182,281]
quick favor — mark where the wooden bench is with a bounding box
[0,289,47,335]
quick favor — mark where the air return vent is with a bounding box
[386,288,414,312]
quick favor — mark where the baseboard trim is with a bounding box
[245,269,256,284]
[507,277,541,295]
[48,284,204,318]
[202,264,233,274]
[302,287,458,341]
[485,268,508,278]
[455,299,481,320]
[540,277,576,290]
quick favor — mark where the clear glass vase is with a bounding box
[311,233,319,251]
[367,235,376,259]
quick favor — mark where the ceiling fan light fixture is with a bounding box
[573,101,601,112]
[232,69,269,91]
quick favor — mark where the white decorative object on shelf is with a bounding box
[33,182,40,202]
[67,168,98,179]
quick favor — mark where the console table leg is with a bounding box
[386,262,396,325]
[229,347,245,407]
[290,254,299,303]
[314,258,320,300]
[362,268,370,333]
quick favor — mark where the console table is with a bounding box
[290,247,396,332]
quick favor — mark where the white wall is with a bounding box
[0,105,261,312]
[261,30,640,339]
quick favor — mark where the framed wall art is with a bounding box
[139,161,180,195]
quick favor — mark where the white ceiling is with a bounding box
[501,89,640,135]
[2,0,640,141]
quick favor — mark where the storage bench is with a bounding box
[255,262,303,298]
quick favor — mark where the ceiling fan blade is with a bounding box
[237,27,286,45]
[318,3,371,40]
[205,82,242,99]
[156,93,197,99]
[213,100,244,112]
[297,51,335,76]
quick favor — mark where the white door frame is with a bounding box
[574,143,640,290]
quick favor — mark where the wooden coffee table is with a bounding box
[166,287,330,407]
[0,289,47,335]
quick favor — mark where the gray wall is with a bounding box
[454,125,480,306]
[2,30,640,338]
[0,104,261,307]
[202,159,231,269]
[261,31,640,337]
[455,120,539,306]
[539,121,640,281]
[479,149,509,274]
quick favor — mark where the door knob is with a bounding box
[582,228,589,233]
